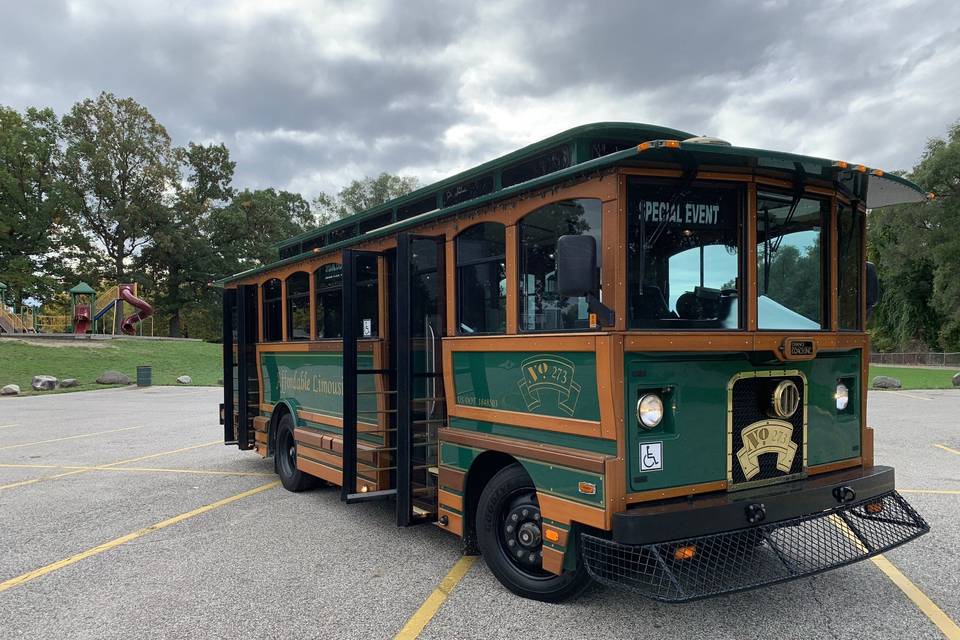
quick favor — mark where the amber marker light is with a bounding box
[866,502,884,514]
[871,169,884,177]
[663,139,681,149]
[578,481,597,495]
[637,142,652,152]
[834,160,849,169]
[674,545,696,561]
[544,528,560,543]
[854,164,868,173]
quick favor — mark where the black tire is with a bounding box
[274,414,319,492]
[476,463,591,602]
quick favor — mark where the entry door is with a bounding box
[396,233,446,526]
[222,284,258,449]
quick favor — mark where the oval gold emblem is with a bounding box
[771,380,800,418]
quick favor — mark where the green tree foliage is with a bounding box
[312,172,419,224]
[60,92,177,282]
[210,188,314,271]
[141,143,236,337]
[760,237,822,323]
[0,106,77,304]
[868,121,960,351]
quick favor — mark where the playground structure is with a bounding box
[0,281,154,336]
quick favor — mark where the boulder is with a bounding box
[61,378,78,388]
[953,372,960,387]
[872,375,902,389]
[96,370,130,385]
[176,375,192,385]
[31,375,58,391]
[1,384,20,396]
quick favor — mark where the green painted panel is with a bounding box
[260,351,377,423]
[451,351,600,421]
[439,442,604,506]
[447,417,616,454]
[624,350,861,493]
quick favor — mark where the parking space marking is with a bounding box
[0,424,19,429]
[0,426,143,451]
[0,440,221,491]
[936,444,960,456]
[0,480,280,594]
[0,462,274,478]
[831,515,960,639]
[886,390,933,401]
[394,556,477,640]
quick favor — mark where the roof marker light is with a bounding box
[663,139,681,149]
[637,142,651,152]
[833,160,848,169]
[854,164,868,173]
[871,169,884,177]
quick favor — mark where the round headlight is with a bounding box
[835,383,849,411]
[637,394,664,429]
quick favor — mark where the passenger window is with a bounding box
[285,272,310,340]
[519,199,602,331]
[456,223,506,334]
[356,255,379,338]
[261,278,282,342]
[315,263,343,339]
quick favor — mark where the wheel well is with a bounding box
[462,451,525,553]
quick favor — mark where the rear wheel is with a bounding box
[476,463,591,602]
[275,414,319,492]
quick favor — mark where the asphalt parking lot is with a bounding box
[0,386,957,639]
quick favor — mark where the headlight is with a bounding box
[637,394,663,429]
[835,383,849,411]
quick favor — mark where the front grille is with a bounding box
[730,374,805,487]
[582,491,928,601]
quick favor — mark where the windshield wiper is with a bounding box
[637,157,698,293]
[762,163,807,294]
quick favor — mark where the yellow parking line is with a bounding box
[887,390,932,401]
[394,556,476,640]
[0,440,221,490]
[0,481,280,593]
[0,462,273,478]
[936,444,960,456]
[0,426,143,451]
[831,515,960,638]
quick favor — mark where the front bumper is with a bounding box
[582,467,929,601]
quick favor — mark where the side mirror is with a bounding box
[866,261,880,311]
[556,235,598,297]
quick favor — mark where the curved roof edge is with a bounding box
[276,122,696,250]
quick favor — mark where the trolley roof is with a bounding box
[217,122,928,285]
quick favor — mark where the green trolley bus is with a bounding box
[218,122,929,602]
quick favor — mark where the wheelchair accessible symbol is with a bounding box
[639,442,663,472]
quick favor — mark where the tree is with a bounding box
[209,188,315,272]
[0,106,75,305]
[141,142,235,337]
[312,173,419,224]
[868,120,960,351]
[60,92,177,283]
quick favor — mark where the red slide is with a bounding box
[74,304,91,334]
[118,284,153,336]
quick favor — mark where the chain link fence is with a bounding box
[870,352,960,367]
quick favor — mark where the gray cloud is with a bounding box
[2,0,958,198]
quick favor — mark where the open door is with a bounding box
[222,284,258,450]
[396,232,446,526]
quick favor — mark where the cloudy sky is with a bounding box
[3,0,959,199]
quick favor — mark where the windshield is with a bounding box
[756,192,827,330]
[627,179,742,329]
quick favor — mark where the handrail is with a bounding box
[0,306,28,332]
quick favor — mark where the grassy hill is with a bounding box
[0,337,221,394]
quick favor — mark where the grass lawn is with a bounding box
[869,365,958,390]
[0,337,222,395]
